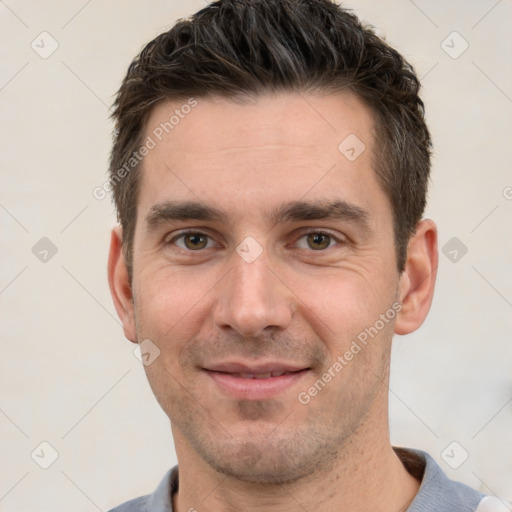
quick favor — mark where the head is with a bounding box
[108,0,437,484]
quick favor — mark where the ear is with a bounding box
[394,219,438,335]
[108,226,137,343]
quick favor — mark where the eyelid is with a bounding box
[165,229,219,250]
[292,229,348,249]
[163,228,348,250]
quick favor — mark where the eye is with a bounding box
[295,231,341,251]
[170,231,215,251]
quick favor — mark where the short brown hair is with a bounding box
[109,0,431,276]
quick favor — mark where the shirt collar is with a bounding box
[147,447,484,512]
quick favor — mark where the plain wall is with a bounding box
[1,1,511,510]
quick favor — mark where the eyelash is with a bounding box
[167,231,218,250]
[166,230,346,251]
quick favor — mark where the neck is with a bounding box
[172,419,420,512]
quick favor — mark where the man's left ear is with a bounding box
[395,219,438,335]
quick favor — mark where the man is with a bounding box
[106,1,499,510]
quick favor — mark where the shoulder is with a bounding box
[107,495,149,512]
[107,467,177,512]
[396,448,509,512]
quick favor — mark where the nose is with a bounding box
[213,250,294,338]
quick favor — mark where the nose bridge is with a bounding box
[213,247,293,337]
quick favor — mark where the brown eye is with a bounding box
[184,233,208,250]
[174,232,210,250]
[306,232,332,250]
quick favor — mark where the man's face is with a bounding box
[124,92,405,482]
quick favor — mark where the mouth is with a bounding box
[203,362,310,400]
[218,370,300,379]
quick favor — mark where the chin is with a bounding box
[207,451,313,484]
[193,430,340,485]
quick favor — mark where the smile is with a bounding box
[203,363,310,399]
[224,370,298,379]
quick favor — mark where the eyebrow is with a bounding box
[146,201,227,229]
[268,200,370,230]
[145,199,370,231]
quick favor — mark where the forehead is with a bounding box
[145,91,374,156]
[138,92,384,222]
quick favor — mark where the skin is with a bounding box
[109,92,438,512]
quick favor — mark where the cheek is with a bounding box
[291,263,398,348]
[133,265,218,350]
[133,269,217,404]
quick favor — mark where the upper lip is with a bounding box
[204,362,309,374]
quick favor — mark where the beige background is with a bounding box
[1,1,511,510]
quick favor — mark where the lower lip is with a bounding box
[205,370,309,400]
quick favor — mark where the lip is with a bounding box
[203,361,310,400]
[205,361,307,374]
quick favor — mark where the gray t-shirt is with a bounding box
[108,448,506,512]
